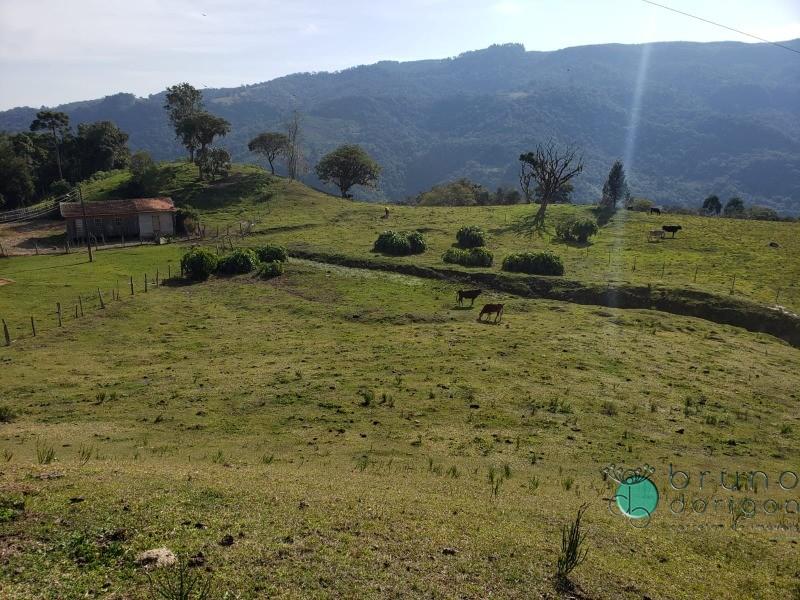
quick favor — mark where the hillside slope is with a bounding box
[74,163,800,314]
[1,40,799,211]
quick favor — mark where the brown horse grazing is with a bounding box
[457,289,482,306]
[478,303,504,323]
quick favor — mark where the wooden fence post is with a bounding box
[632,256,637,272]
[0,242,5,257]
[30,316,36,337]
[156,269,159,287]
[78,295,84,317]
[65,239,70,254]
[144,274,148,293]
[3,319,11,346]
[130,276,134,296]
[75,305,79,318]
[775,288,781,304]
[34,241,39,255]
[693,266,698,283]
[56,303,62,327]
[98,289,105,309]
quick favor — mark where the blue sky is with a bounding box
[1,0,798,110]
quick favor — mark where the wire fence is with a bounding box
[0,192,74,224]
[1,260,182,348]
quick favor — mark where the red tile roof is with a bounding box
[60,198,176,219]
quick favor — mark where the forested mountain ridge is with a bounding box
[2,40,799,211]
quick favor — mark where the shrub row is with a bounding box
[442,247,494,267]
[373,230,427,255]
[181,244,288,281]
[501,251,564,276]
[554,215,598,243]
[455,225,486,248]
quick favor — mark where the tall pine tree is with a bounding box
[601,160,628,209]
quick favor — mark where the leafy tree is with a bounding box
[315,144,381,198]
[73,121,130,177]
[248,132,289,174]
[129,151,160,196]
[30,110,70,180]
[515,142,583,234]
[747,205,780,221]
[724,196,745,217]
[702,195,722,215]
[0,134,35,207]
[493,186,521,205]
[164,83,205,162]
[197,147,231,180]
[417,179,486,206]
[600,160,628,209]
[175,112,230,167]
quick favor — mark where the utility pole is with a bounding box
[78,186,93,263]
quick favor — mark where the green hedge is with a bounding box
[217,248,258,275]
[373,230,427,255]
[502,251,564,276]
[255,260,284,279]
[180,248,219,281]
[442,247,493,267]
[554,215,598,243]
[255,245,288,263]
[456,225,486,248]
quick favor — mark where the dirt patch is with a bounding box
[0,279,13,286]
[0,219,64,255]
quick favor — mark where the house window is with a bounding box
[113,217,122,231]
[94,218,103,231]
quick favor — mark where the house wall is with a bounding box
[65,212,174,241]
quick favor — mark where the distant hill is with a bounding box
[2,40,799,212]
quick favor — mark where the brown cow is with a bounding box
[457,289,482,306]
[478,303,504,323]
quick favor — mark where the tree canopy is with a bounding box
[600,160,628,209]
[315,144,381,198]
[702,195,722,215]
[248,132,289,174]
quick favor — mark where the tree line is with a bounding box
[0,112,130,208]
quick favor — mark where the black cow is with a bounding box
[662,225,682,238]
[457,289,482,306]
[650,207,662,215]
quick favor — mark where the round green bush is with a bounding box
[502,251,564,276]
[181,248,219,281]
[456,225,486,248]
[406,231,427,254]
[555,215,598,243]
[256,260,284,279]
[255,245,288,263]
[217,248,258,275]
[373,230,427,255]
[442,247,493,267]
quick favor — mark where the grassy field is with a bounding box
[1,162,798,598]
[76,162,800,312]
[1,259,799,598]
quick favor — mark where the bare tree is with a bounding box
[285,111,307,180]
[514,141,583,235]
